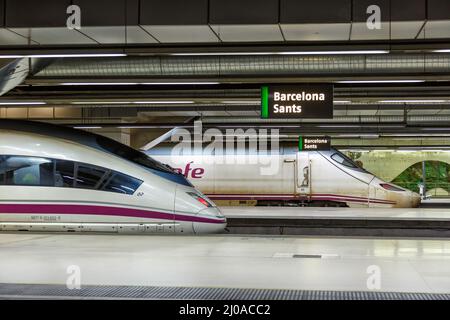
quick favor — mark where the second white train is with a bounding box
[147,142,421,208]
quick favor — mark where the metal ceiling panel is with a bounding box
[391,0,426,21]
[280,23,351,41]
[428,0,450,20]
[0,28,30,44]
[10,27,97,44]
[141,25,218,43]
[73,0,127,26]
[391,21,424,39]
[0,0,4,28]
[350,22,390,40]
[79,26,157,44]
[209,0,278,24]
[140,0,208,25]
[422,20,450,39]
[280,0,351,23]
[5,0,71,27]
[211,24,283,42]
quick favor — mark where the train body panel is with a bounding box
[149,144,420,208]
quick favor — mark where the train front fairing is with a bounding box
[313,149,421,208]
[147,143,420,208]
[0,120,226,234]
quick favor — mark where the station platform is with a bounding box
[0,233,449,299]
[221,207,450,237]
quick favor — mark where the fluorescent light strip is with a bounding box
[379,100,447,103]
[333,100,351,104]
[0,54,126,59]
[171,50,389,56]
[0,101,46,105]
[337,80,425,84]
[132,101,194,104]
[432,49,450,53]
[61,82,219,86]
[140,82,220,85]
[62,82,138,86]
[71,101,132,105]
[73,126,103,129]
[221,100,259,104]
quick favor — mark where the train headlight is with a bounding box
[187,192,213,208]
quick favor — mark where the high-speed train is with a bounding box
[0,120,226,234]
[147,142,421,208]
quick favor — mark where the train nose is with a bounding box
[193,207,227,234]
[411,192,421,208]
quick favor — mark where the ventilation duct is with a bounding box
[34,53,450,78]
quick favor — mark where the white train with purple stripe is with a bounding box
[147,143,421,208]
[0,120,226,234]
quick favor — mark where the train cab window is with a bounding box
[0,156,53,186]
[96,136,174,173]
[74,164,108,190]
[55,160,75,187]
[331,153,358,168]
[101,172,142,195]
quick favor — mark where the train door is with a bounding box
[296,152,311,197]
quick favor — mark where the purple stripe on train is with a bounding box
[0,203,226,224]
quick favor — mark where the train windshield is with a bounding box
[330,149,369,173]
[96,136,175,174]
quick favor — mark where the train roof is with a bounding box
[0,119,177,176]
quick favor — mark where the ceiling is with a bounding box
[0,0,449,141]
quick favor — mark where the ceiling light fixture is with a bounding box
[132,101,195,104]
[171,50,389,56]
[71,101,132,105]
[378,99,447,103]
[333,100,351,104]
[73,126,103,129]
[61,82,220,86]
[0,101,46,105]
[140,82,220,85]
[0,53,126,59]
[61,82,138,86]
[337,80,425,84]
[432,49,450,53]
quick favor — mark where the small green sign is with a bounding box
[299,136,331,151]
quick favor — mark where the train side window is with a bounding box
[101,172,142,195]
[0,156,6,184]
[75,164,108,190]
[0,156,54,186]
[55,160,75,187]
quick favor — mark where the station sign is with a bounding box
[298,136,331,151]
[261,84,333,119]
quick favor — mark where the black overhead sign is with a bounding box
[261,84,333,119]
[299,136,331,151]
